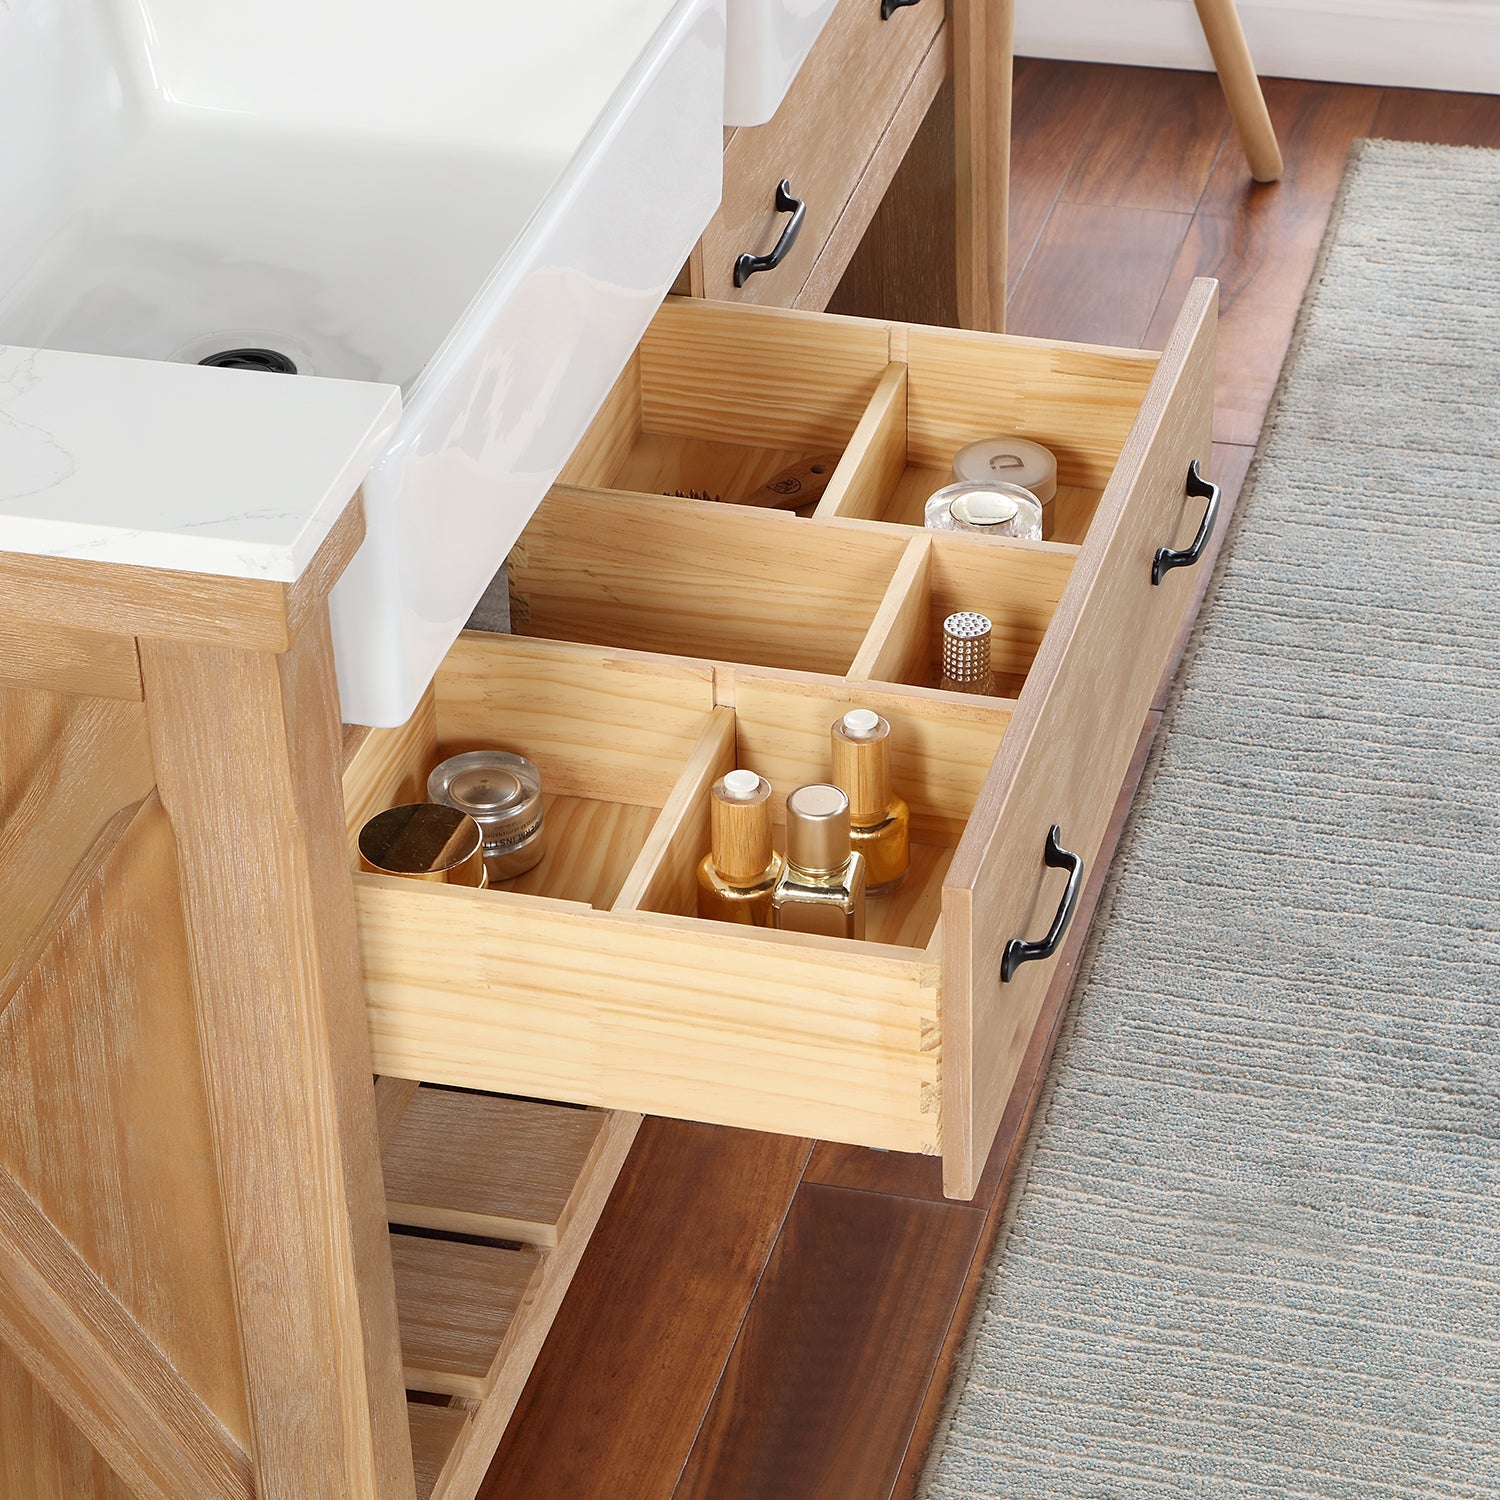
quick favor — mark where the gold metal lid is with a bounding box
[358,803,486,887]
[785,783,852,874]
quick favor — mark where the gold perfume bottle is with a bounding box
[771,784,867,939]
[831,709,910,897]
[939,611,997,695]
[697,770,783,926]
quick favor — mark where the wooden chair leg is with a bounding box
[1192,0,1284,182]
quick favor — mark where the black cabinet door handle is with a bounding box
[733,180,806,288]
[1152,459,1221,586]
[881,0,923,17]
[1001,826,1084,983]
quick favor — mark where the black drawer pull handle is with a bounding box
[1152,458,1221,586]
[880,0,923,17]
[1001,826,1084,983]
[733,180,806,288]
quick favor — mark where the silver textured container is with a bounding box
[428,750,546,883]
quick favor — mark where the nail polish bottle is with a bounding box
[831,709,910,897]
[697,770,783,926]
[771,784,867,940]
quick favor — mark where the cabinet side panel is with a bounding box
[0,796,251,1444]
[0,1342,135,1500]
[0,687,154,1004]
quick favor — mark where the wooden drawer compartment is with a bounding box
[692,0,945,308]
[349,287,1218,1198]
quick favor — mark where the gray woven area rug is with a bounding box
[922,139,1500,1498]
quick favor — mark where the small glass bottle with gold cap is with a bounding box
[831,709,909,897]
[697,770,783,926]
[771,784,867,939]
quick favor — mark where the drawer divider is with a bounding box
[815,360,909,523]
[849,534,932,686]
[612,705,738,916]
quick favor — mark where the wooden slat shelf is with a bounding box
[384,1087,613,1248]
[392,1234,541,1399]
[386,1085,642,1499]
[408,1401,471,1500]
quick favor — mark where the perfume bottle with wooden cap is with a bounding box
[697,769,783,926]
[830,709,909,897]
[940,611,997,696]
[771,784,867,939]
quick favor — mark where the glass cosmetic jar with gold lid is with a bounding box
[428,750,546,883]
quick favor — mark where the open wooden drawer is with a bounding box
[344,282,1217,1198]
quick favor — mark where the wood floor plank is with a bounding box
[1197,77,1382,219]
[672,1185,985,1500]
[1371,85,1500,149]
[477,1120,811,1500]
[1144,79,1382,441]
[1061,65,1231,215]
[1007,57,1111,295]
[1007,201,1193,347]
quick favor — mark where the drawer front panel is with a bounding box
[696,0,943,307]
[358,878,939,1153]
[941,280,1218,1198]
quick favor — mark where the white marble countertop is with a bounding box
[0,344,400,583]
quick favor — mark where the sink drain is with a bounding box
[199,347,298,375]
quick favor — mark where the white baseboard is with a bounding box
[1014,0,1500,95]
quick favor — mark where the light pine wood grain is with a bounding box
[638,298,891,451]
[952,0,1014,330]
[432,633,714,807]
[342,687,440,863]
[695,0,943,306]
[794,21,950,314]
[383,1090,612,1249]
[941,278,1218,1197]
[498,795,661,910]
[142,607,414,1500]
[408,1402,471,1500]
[0,1164,252,1500]
[0,621,142,700]
[510,488,907,677]
[0,688,153,1013]
[0,1342,137,1500]
[904,325,1159,485]
[428,1111,642,1500]
[613,706,738,920]
[0,797,249,1445]
[815,362,910,523]
[849,536,934,687]
[357,876,939,1153]
[393,1235,543,1399]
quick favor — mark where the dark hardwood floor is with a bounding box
[479,64,1500,1500]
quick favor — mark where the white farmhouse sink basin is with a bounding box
[0,0,725,726]
[724,0,839,125]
